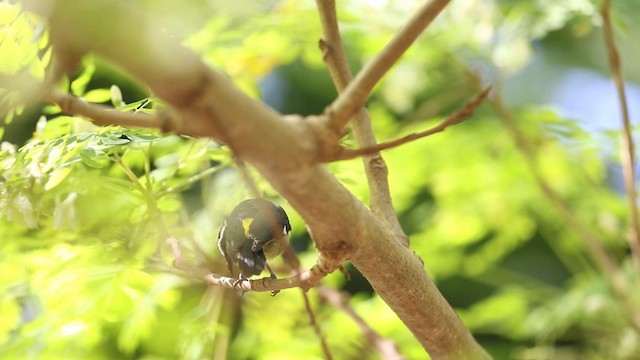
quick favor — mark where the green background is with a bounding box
[2,0,640,359]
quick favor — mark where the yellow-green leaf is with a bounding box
[45,167,72,190]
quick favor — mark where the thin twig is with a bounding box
[315,0,409,246]
[600,0,640,269]
[318,286,405,360]
[490,91,617,276]
[167,237,215,280]
[302,291,334,360]
[167,237,338,292]
[233,156,263,200]
[115,146,180,262]
[326,0,451,131]
[113,151,148,195]
[0,73,182,133]
[44,86,172,129]
[315,3,352,91]
[490,86,640,332]
[328,86,490,162]
[155,164,228,198]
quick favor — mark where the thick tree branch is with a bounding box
[315,0,408,246]
[326,0,451,132]
[24,0,490,358]
[600,0,640,269]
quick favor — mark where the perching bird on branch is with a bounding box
[217,198,291,283]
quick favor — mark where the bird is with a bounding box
[217,198,291,284]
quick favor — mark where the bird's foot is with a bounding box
[233,276,247,296]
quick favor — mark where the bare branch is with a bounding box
[156,165,226,199]
[44,86,176,130]
[315,0,409,246]
[490,86,640,332]
[315,13,352,90]
[318,286,405,360]
[167,237,340,293]
[328,86,490,162]
[326,0,451,132]
[600,0,640,269]
[166,236,213,280]
[302,291,334,360]
[0,74,175,130]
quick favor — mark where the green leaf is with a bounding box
[57,75,70,92]
[83,88,112,103]
[100,135,132,145]
[2,110,15,125]
[127,132,160,142]
[110,84,125,108]
[119,98,151,112]
[45,167,72,190]
[42,104,62,114]
[157,196,181,212]
[0,3,21,27]
[0,296,21,343]
[80,148,108,168]
[42,143,66,173]
[0,38,22,73]
[150,165,178,183]
[71,60,96,96]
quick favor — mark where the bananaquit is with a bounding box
[217,198,292,282]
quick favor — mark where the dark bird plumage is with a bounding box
[217,198,291,281]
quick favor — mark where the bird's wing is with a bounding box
[218,217,246,274]
[236,241,267,278]
[248,215,286,252]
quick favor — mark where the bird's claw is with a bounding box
[261,274,279,296]
[232,276,247,296]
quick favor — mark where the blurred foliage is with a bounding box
[2,0,640,359]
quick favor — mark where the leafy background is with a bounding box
[2,0,640,359]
